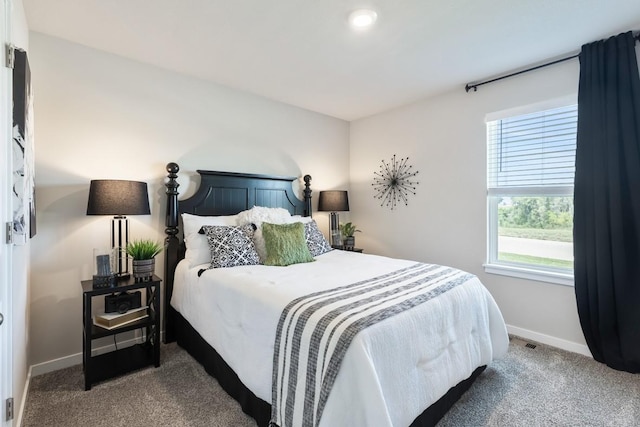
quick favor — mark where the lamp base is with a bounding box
[111,216,130,278]
[329,212,341,246]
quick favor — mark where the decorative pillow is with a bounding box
[303,220,333,257]
[237,206,293,261]
[236,206,292,225]
[201,224,260,268]
[262,222,314,267]
[182,213,238,266]
[290,215,313,224]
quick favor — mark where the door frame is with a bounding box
[1,0,14,425]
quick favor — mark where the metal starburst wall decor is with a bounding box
[372,154,419,210]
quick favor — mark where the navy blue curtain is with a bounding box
[574,31,640,373]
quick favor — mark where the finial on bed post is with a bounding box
[303,175,312,217]
[164,162,180,343]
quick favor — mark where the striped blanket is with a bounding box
[270,263,474,427]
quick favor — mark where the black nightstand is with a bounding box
[331,245,363,253]
[81,275,161,390]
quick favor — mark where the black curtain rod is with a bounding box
[465,32,640,93]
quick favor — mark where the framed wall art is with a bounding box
[12,48,36,244]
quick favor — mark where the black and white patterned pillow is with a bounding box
[201,224,261,268]
[304,220,333,257]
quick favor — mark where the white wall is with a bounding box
[350,59,589,353]
[28,33,349,367]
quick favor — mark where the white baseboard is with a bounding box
[507,324,592,357]
[29,330,166,377]
[15,366,31,427]
[30,351,82,377]
[30,336,141,377]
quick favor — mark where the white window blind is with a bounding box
[487,104,577,194]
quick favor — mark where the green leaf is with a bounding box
[339,222,361,237]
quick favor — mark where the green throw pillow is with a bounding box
[262,222,315,266]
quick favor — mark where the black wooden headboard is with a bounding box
[163,162,312,342]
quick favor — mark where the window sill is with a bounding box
[484,263,574,287]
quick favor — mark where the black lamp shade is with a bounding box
[318,191,349,212]
[87,180,151,216]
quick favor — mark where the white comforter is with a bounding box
[171,250,509,427]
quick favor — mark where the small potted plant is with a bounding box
[339,222,361,249]
[126,239,163,281]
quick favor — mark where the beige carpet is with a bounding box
[22,343,254,427]
[22,338,639,426]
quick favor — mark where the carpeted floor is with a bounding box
[22,338,639,427]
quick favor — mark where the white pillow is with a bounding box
[236,206,293,261]
[290,215,313,224]
[182,213,238,266]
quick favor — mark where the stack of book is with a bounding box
[93,306,148,330]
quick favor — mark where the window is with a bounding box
[485,102,577,286]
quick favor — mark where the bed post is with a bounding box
[303,175,312,217]
[164,162,180,343]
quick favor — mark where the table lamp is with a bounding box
[317,190,349,246]
[87,180,151,279]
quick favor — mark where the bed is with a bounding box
[163,162,509,427]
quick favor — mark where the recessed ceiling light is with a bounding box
[348,9,378,29]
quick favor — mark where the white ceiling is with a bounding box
[22,0,640,121]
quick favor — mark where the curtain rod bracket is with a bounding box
[465,84,477,93]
